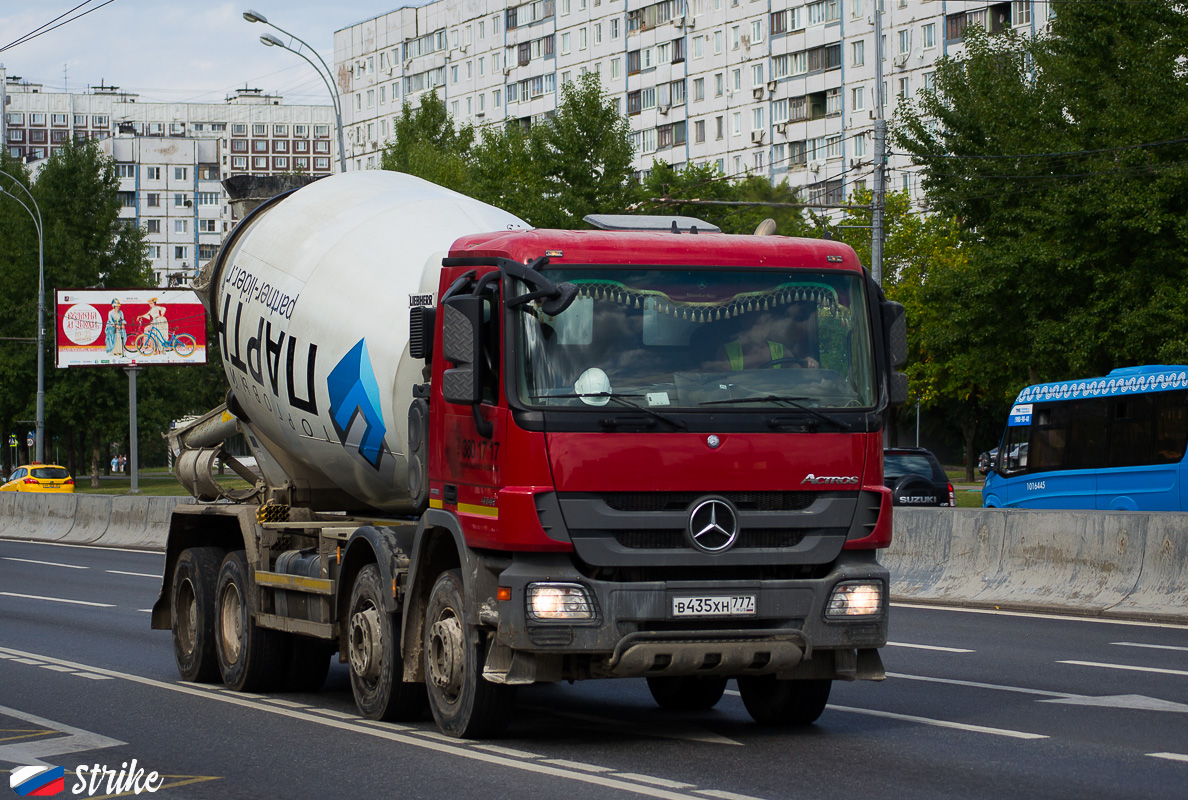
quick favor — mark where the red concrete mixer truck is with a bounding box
[151,171,907,738]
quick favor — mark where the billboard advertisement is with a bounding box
[56,289,207,368]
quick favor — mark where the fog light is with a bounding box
[826,581,883,619]
[526,582,594,621]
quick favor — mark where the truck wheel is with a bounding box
[424,569,515,738]
[214,550,286,692]
[646,675,728,711]
[348,564,427,720]
[285,634,332,693]
[737,676,832,725]
[171,546,223,683]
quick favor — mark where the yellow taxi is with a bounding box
[0,464,75,493]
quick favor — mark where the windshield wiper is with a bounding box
[542,392,687,430]
[699,395,851,431]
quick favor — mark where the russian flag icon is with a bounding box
[9,766,65,796]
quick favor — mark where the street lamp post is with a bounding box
[0,169,46,464]
[243,9,347,173]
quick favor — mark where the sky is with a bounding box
[0,0,414,105]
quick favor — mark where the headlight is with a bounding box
[825,581,883,619]
[526,582,595,621]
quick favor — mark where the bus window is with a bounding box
[1030,405,1069,473]
[1153,390,1188,464]
[1065,399,1109,469]
[1108,396,1154,468]
[1001,425,1030,475]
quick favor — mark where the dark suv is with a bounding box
[883,447,955,507]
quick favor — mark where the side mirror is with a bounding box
[881,301,908,406]
[441,296,483,405]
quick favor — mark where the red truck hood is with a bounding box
[544,432,869,492]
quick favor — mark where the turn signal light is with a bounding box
[496,587,512,602]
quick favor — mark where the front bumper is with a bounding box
[489,550,888,680]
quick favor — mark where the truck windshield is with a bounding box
[515,268,876,411]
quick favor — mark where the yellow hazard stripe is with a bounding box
[458,502,499,518]
[254,570,334,595]
[429,498,443,509]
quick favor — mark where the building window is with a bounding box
[146,219,160,234]
[922,23,936,50]
[199,219,218,233]
[253,157,268,170]
[232,156,248,169]
[146,193,161,207]
[174,167,188,180]
[145,167,160,180]
[899,29,910,55]
[199,244,218,261]
[175,246,188,261]
[694,119,705,143]
[852,40,864,67]
[118,192,135,208]
[174,220,188,234]
[314,125,329,138]
[52,113,68,126]
[174,194,188,207]
[116,164,135,178]
[196,192,219,206]
[852,86,865,111]
[232,123,248,136]
[253,124,267,136]
[274,124,288,137]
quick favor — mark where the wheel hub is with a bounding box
[219,583,243,665]
[349,606,384,682]
[427,615,464,699]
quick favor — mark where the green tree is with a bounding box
[380,90,475,194]
[636,161,815,236]
[895,6,1188,387]
[0,155,41,472]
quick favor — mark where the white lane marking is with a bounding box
[0,592,113,608]
[725,688,1048,738]
[75,673,113,681]
[474,744,542,759]
[892,602,1188,630]
[12,659,46,666]
[357,719,413,733]
[885,672,1077,699]
[40,665,76,673]
[827,704,1048,739]
[1112,641,1188,654]
[1039,695,1188,713]
[262,698,311,709]
[138,609,153,613]
[886,642,974,653]
[0,704,124,767]
[697,791,770,800]
[307,707,361,720]
[1149,752,1188,763]
[0,539,163,555]
[1058,660,1188,678]
[615,774,695,790]
[0,646,746,800]
[543,760,614,773]
[106,570,160,579]
[2,557,87,570]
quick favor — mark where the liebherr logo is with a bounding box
[801,474,860,485]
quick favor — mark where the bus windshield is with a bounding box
[515,268,876,411]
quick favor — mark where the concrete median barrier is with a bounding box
[0,493,19,539]
[888,508,1185,622]
[68,495,114,545]
[7,494,79,543]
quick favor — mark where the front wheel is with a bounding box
[132,333,154,355]
[424,569,515,738]
[646,675,728,711]
[737,676,832,725]
[173,334,197,358]
[347,564,426,720]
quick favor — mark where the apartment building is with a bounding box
[1,69,339,286]
[335,0,1050,209]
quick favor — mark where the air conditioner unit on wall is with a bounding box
[752,86,765,100]
[751,130,765,144]
[894,53,909,68]
[775,122,787,135]
[809,160,822,173]
[658,104,670,115]
[767,80,777,92]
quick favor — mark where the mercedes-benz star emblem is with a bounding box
[687,497,740,553]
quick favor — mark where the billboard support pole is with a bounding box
[125,366,140,495]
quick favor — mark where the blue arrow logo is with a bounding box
[327,339,387,469]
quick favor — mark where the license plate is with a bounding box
[671,595,756,618]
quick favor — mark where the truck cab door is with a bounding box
[434,271,506,545]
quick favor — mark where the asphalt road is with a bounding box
[2,538,1186,799]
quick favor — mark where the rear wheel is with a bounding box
[425,569,515,738]
[347,564,426,720]
[646,676,728,711]
[214,550,286,692]
[737,676,832,725]
[170,547,223,683]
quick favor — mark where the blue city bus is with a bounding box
[983,366,1188,510]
